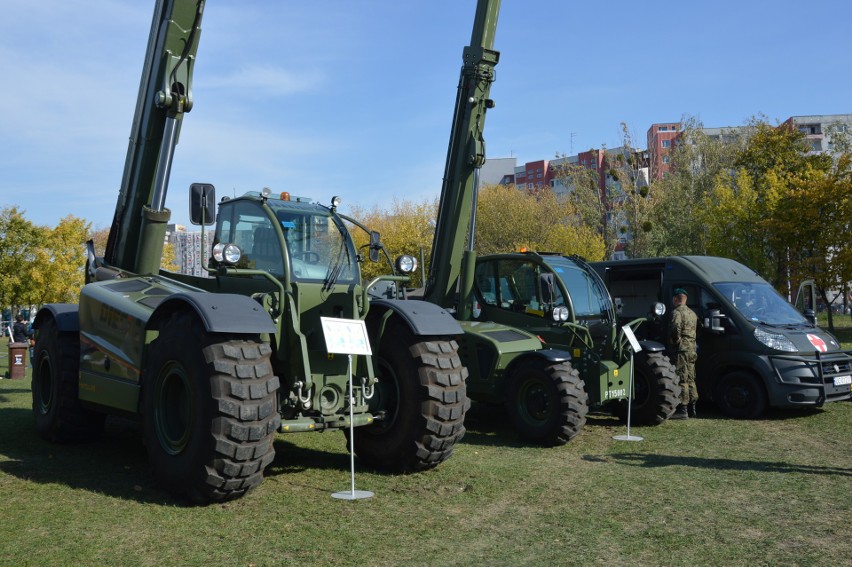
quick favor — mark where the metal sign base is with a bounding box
[612,434,644,442]
[332,489,374,501]
[326,351,374,501]
[613,338,643,443]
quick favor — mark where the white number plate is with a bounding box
[833,375,852,386]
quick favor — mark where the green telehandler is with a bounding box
[416,0,679,444]
[31,0,469,504]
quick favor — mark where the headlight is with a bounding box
[754,327,797,352]
[212,242,242,265]
[552,306,569,322]
[395,255,418,274]
[653,302,666,316]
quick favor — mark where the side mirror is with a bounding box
[614,297,623,315]
[704,309,726,334]
[539,272,556,305]
[803,308,816,325]
[190,183,216,226]
[369,231,381,263]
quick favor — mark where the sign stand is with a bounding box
[321,317,375,501]
[613,325,644,442]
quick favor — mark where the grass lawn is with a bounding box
[0,330,850,566]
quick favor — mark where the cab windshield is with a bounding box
[714,282,807,326]
[541,256,612,320]
[215,198,358,284]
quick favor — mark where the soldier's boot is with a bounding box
[671,405,689,420]
[688,402,698,418]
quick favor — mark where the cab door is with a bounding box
[473,257,564,343]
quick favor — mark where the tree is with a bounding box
[475,184,605,260]
[647,115,745,256]
[606,123,657,258]
[89,227,110,256]
[27,215,91,306]
[701,118,851,331]
[161,241,179,272]
[346,186,607,293]
[703,121,824,286]
[0,207,43,319]
[92,225,178,272]
[765,153,852,331]
[348,198,438,288]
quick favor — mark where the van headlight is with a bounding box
[754,328,797,352]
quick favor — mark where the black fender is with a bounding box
[368,298,463,337]
[531,348,573,363]
[506,348,573,375]
[639,339,667,353]
[33,304,79,333]
[148,292,276,334]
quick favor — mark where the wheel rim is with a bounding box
[724,379,752,410]
[35,351,53,415]
[154,361,194,455]
[633,370,651,405]
[518,377,553,425]
[372,358,401,429]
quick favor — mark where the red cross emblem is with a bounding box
[807,334,827,352]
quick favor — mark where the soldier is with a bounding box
[669,288,698,419]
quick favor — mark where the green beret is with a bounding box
[673,288,688,297]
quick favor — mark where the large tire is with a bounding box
[613,351,681,425]
[505,359,588,446]
[716,370,767,419]
[142,312,280,504]
[349,324,469,472]
[32,317,105,442]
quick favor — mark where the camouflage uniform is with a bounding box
[670,303,698,405]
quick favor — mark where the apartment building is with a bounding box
[647,113,852,180]
[646,123,680,181]
[165,224,211,277]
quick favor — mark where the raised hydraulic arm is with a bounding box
[423,0,500,317]
[103,0,204,275]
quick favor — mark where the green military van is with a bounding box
[591,256,852,418]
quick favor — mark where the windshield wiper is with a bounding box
[323,240,350,292]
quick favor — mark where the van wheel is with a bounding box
[717,371,767,419]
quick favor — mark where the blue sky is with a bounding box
[2,0,850,230]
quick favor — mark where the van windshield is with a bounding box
[714,282,807,325]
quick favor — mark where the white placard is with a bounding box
[321,317,372,355]
[622,325,642,353]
